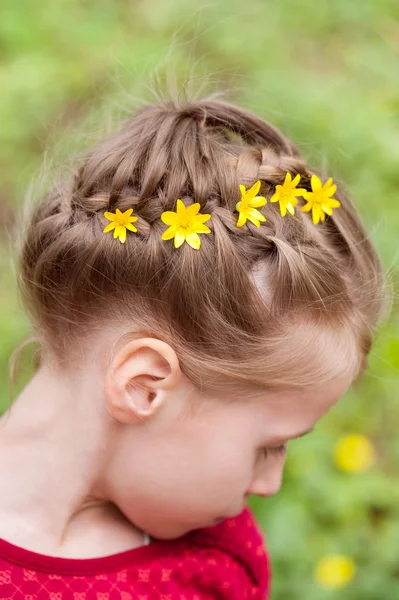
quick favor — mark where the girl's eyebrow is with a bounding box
[269,427,315,445]
[292,427,315,440]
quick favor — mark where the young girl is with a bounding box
[0,95,387,599]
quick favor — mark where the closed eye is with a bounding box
[259,444,287,460]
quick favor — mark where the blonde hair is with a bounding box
[10,95,389,400]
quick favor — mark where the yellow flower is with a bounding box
[236,180,267,227]
[270,172,306,217]
[161,199,211,250]
[314,555,356,590]
[103,208,138,244]
[300,174,341,224]
[334,434,375,473]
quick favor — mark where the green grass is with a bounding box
[1,1,399,597]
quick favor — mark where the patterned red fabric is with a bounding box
[0,507,270,599]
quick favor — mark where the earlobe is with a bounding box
[104,338,182,424]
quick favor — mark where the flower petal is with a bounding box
[302,191,312,202]
[312,208,321,225]
[322,205,333,216]
[236,213,247,227]
[195,213,211,224]
[247,208,266,221]
[291,174,301,187]
[246,215,261,227]
[311,175,322,192]
[325,184,337,197]
[186,203,201,218]
[192,223,211,234]
[245,180,261,200]
[125,223,138,232]
[327,199,341,208]
[239,184,247,196]
[186,232,201,249]
[284,172,293,185]
[176,199,186,218]
[161,226,177,240]
[300,202,312,213]
[104,212,117,221]
[161,211,179,226]
[103,222,117,233]
[249,214,266,227]
[269,192,279,203]
[119,228,127,243]
[174,229,186,248]
[249,196,267,208]
[114,226,121,239]
[123,208,134,217]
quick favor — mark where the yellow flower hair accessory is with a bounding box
[236,180,267,227]
[103,208,138,244]
[270,172,307,217]
[300,175,341,224]
[161,199,211,250]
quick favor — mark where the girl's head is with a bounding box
[11,95,388,539]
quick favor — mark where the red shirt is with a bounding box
[0,507,270,599]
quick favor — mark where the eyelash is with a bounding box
[259,444,286,460]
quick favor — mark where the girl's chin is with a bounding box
[209,517,225,526]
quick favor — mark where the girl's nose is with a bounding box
[246,468,284,498]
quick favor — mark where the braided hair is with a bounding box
[12,97,388,397]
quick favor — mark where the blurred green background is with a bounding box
[1,0,399,598]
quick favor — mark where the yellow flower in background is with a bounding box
[161,199,211,249]
[300,174,341,224]
[103,208,138,244]
[314,555,356,590]
[236,180,267,227]
[334,434,375,473]
[270,172,306,217]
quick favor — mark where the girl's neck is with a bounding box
[0,365,145,557]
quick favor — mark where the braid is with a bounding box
[15,96,387,393]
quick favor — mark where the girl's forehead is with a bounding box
[251,373,354,443]
[250,262,365,387]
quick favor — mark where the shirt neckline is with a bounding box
[0,534,177,575]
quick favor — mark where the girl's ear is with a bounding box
[104,338,182,424]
